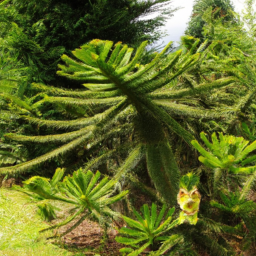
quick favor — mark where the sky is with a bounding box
[158,0,248,45]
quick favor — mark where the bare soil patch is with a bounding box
[57,218,123,256]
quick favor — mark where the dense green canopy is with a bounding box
[0,0,176,83]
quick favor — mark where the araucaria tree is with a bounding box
[0,39,237,205]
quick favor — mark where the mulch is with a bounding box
[58,218,124,256]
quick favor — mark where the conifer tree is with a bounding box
[186,0,235,40]
[0,39,238,205]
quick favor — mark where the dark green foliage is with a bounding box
[241,122,256,141]
[0,142,28,167]
[207,191,256,253]
[10,0,174,47]
[0,0,176,83]
[0,44,31,168]
[211,191,256,215]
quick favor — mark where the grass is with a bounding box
[0,188,71,256]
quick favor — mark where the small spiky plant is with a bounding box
[14,167,65,221]
[192,132,256,195]
[115,203,181,256]
[190,132,256,254]
[210,190,256,247]
[17,168,128,236]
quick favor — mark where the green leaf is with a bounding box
[116,41,148,76]
[122,216,145,232]
[127,242,151,256]
[89,176,109,197]
[102,190,129,205]
[153,216,173,235]
[99,40,113,61]
[50,168,65,187]
[115,236,146,245]
[107,42,123,65]
[154,234,183,256]
[119,227,146,237]
[85,170,101,195]
[119,248,134,253]
[155,204,167,229]
[238,140,256,161]
[142,204,151,229]
[150,203,157,230]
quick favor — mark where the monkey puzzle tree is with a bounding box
[0,39,237,204]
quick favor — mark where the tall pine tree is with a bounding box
[185,0,235,40]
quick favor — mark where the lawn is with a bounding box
[0,188,71,256]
